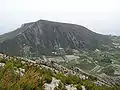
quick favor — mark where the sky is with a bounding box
[0,0,120,35]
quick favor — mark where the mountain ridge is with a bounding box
[0,19,112,56]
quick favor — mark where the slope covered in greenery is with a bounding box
[0,54,120,90]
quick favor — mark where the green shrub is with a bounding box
[55,73,67,84]
[44,75,52,84]
[76,84,82,90]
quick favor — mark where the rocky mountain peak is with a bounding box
[0,20,111,56]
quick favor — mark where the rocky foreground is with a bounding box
[0,53,120,90]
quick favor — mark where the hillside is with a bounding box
[0,20,111,56]
[0,53,119,90]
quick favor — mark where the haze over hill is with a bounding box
[0,0,120,35]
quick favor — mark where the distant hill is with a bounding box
[0,19,111,56]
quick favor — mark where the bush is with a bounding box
[76,84,82,90]
[55,73,67,84]
[44,75,52,84]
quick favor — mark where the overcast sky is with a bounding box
[0,0,120,35]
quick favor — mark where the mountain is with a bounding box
[0,19,111,56]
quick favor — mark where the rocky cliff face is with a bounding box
[0,20,111,56]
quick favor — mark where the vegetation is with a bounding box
[0,57,54,90]
[0,52,120,89]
